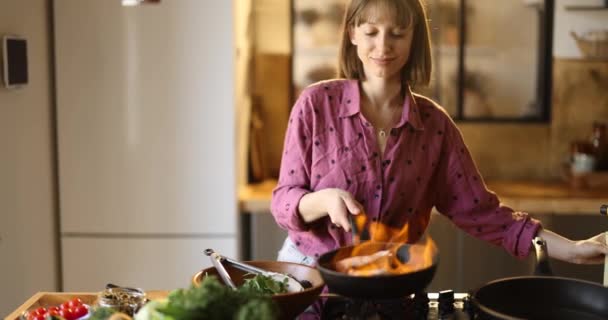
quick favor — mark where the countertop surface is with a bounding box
[239,179,607,215]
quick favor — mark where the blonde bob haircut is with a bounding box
[338,0,432,87]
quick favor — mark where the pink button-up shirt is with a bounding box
[271,79,541,260]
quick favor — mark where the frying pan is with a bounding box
[471,237,608,320]
[317,241,439,299]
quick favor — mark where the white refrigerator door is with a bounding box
[54,0,236,235]
[62,237,238,291]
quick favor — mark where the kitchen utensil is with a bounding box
[317,241,439,299]
[204,248,306,292]
[192,260,325,320]
[205,249,237,289]
[471,236,608,320]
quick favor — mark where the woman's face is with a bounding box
[349,13,414,82]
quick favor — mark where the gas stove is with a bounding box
[321,290,475,320]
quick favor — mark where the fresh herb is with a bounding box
[157,275,278,320]
[240,274,289,295]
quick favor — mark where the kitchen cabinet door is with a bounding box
[61,237,237,291]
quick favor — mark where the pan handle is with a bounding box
[532,237,553,276]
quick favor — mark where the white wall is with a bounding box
[0,0,58,316]
[554,0,608,58]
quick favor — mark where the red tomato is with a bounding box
[72,305,88,318]
[60,301,71,310]
[32,315,46,320]
[68,298,83,308]
[47,308,61,317]
[59,308,75,320]
[48,306,61,314]
[34,307,47,316]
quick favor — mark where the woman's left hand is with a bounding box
[570,233,608,264]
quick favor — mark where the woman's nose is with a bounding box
[376,34,393,53]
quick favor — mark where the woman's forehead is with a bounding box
[355,1,415,28]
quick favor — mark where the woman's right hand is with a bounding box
[298,188,362,232]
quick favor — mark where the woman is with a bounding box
[271,0,607,315]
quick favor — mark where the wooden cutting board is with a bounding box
[5,291,169,320]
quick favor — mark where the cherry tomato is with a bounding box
[48,306,61,314]
[34,307,47,316]
[72,305,88,318]
[47,308,61,317]
[68,298,83,308]
[59,308,74,320]
[60,301,71,310]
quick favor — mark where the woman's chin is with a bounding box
[369,70,399,81]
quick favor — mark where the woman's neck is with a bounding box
[360,77,403,110]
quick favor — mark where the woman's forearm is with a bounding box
[298,190,329,223]
[537,229,575,262]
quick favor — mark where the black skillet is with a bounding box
[471,236,608,320]
[317,241,439,299]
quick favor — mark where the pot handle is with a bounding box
[532,236,554,276]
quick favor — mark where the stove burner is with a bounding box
[321,291,473,320]
[322,297,413,320]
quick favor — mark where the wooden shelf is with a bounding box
[565,5,608,11]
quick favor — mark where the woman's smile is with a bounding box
[370,56,397,66]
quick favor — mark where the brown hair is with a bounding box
[337,0,432,87]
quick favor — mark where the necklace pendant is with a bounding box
[379,129,386,138]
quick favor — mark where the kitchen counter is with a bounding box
[239,180,607,215]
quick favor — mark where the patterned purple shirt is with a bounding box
[271,79,541,260]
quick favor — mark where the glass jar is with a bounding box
[590,121,608,171]
[97,286,147,316]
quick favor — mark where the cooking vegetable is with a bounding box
[240,274,289,295]
[156,275,278,320]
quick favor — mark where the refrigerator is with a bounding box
[53,0,238,291]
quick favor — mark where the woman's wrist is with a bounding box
[298,190,329,223]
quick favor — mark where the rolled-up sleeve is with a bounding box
[433,117,542,259]
[271,94,314,232]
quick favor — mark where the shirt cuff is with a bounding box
[513,217,542,259]
[275,188,311,232]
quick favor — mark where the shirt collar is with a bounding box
[396,85,424,131]
[338,80,425,131]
